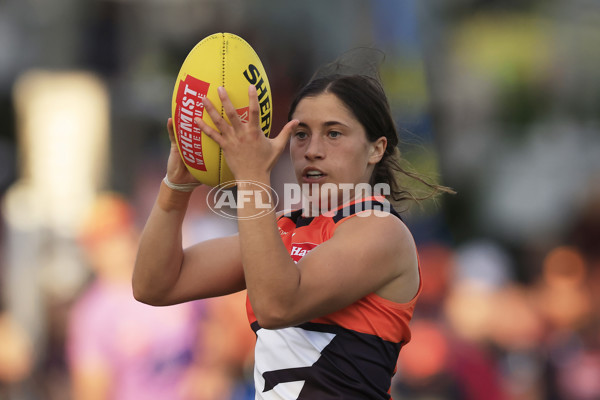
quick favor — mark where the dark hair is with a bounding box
[288,74,454,206]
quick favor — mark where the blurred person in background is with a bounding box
[0,209,34,398]
[532,244,600,400]
[0,310,34,396]
[66,193,208,400]
[392,241,508,400]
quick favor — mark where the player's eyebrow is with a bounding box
[296,120,349,129]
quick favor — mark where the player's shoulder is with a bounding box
[334,209,414,252]
[335,205,406,232]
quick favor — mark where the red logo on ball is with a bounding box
[174,75,210,171]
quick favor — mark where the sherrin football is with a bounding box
[171,32,272,187]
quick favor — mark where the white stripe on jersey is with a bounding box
[254,327,336,400]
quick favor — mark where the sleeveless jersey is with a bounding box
[246,197,422,400]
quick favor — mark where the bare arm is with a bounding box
[132,119,245,306]
[238,198,418,329]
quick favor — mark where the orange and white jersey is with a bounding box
[246,198,422,400]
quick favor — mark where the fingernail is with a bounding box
[218,86,224,95]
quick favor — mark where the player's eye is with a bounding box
[294,131,308,139]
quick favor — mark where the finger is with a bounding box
[201,95,232,135]
[247,85,260,130]
[217,86,243,130]
[273,119,299,153]
[194,117,226,148]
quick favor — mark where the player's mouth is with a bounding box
[301,167,327,183]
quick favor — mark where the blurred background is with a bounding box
[1,0,599,399]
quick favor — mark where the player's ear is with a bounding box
[368,136,387,164]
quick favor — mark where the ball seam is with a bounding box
[219,33,226,184]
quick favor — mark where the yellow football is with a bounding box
[171,32,272,187]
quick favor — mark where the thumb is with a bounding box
[167,118,177,146]
[273,119,299,152]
